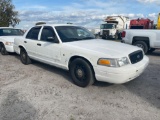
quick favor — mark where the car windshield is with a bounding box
[100,24,115,29]
[55,26,95,42]
[0,28,24,36]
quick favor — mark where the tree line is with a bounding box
[0,0,20,27]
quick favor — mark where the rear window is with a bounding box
[0,29,24,36]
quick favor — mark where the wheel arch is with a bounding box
[68,55,95,74]
[0,41,5,46]
[17,45,26,54]
[132,36,150,49]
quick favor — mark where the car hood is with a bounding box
[0,36,22,42]
[65,39,142,58]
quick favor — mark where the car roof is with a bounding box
[0,27,12,29]
[36,24,80,27]
[0,27,20,29]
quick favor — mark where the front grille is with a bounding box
[129,50,143,64]
[103,30,109,36]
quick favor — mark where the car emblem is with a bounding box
[137,55,140,59]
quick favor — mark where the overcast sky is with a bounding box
[13,0,160,29]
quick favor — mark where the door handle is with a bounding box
[37,43,41,46]
[24,41,27,43]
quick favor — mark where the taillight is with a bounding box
[121,31,126,38]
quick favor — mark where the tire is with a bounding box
[118,33,122,40]
[102,36,106,39]
[148,48,156,53]
[115,34,118,40]
[133,41,148,54]
[20,48,31,65]
[0,44,8,55]
[69,58,95,87]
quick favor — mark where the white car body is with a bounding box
[14,24,149,84]
[0,36,17,52]
[0,27,23,53]
[122,30,160,49]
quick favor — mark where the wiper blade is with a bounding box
[82,37,94,40]
[69,38,82,40]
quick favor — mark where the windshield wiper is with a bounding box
[81,37,95,40]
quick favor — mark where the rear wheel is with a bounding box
[133,41,148,54]
[20,48,31,65]
[1,44,8,55]
[69,58,95,87]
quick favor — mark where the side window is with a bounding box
[26,27,41,40]
[41,26,58,42]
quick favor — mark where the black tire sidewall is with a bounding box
[69,58,94,87]
[1,45,7,55]
[20,49,28,64]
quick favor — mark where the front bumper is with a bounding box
[94,56,149,84]
[5,45,15,53]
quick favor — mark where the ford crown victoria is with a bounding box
[14,24,149,87]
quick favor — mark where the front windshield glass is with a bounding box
[0,28,24,36]
[100,24,115,29]
[55,26,95,42]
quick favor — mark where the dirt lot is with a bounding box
[0,50,160,120]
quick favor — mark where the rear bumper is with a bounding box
[94,56,149,84]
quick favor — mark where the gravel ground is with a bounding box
[0,50,160,120]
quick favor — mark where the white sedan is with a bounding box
[14,24,149,87]
[0,27,24,55]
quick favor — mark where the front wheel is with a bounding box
[69,58,95,87]
[102,36,107,39]
[20,48,31,65]
[133,41,148,54]
[1,44,8,55]
[114,34,118,40]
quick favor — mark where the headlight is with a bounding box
[98,57,129,67]
[117,57,129,67]
[5,42,14,46]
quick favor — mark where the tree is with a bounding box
[0,0,20,27]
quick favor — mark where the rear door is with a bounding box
[25,26,41,57]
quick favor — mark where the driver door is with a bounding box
[36,26,62,64]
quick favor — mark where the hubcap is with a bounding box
[136,44,144,49]
[74,65,86,82]
[21,52,26,62]
[76,69,83,78]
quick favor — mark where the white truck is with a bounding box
[100,16,130,39]
[14,24,149,87]
[121,30,160,54]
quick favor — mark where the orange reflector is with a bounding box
[98,59,110,65]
